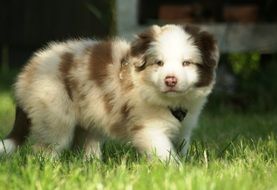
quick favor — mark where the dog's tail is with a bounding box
[0,106,31,155]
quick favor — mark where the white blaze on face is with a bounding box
[147,25,202,94]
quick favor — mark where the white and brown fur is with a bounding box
[0,25,219,161]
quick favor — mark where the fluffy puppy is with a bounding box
[0,25,219,161]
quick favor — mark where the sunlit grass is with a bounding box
[0,134,276,190]
[0,91,15,136]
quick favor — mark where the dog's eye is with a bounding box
[182,60,192,66]
[156,60,164,66]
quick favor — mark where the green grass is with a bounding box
[0,70,17,135]
[0,72,277,190]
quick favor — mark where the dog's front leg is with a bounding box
[131,125,176,162]
[177,112,199,156]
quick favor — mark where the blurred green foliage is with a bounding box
[210,53,277,112]
[228,52,261,79]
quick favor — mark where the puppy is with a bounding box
[0,25,219,161]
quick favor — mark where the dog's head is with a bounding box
[130,25,219,106]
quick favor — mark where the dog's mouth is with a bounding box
[162,89,183,95]
[163,89,180,93]
[161,87,190,95]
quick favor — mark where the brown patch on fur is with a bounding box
[103,92,114,113]
[130,125,144,132]
[59,52,77,100]
[88,41,113,86]
[131,25,161,71]
[121,102,132,118]
[183,25,218,87]
[195,63,214,87]
[7,106,31,145]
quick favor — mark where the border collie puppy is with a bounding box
[0,25,219,161]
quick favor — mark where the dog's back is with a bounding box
[1,39,133,156]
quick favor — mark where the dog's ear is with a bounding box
[184,25,219,87]
[131,25,161,68]
[183,25,219,68]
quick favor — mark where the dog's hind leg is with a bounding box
[72,126,103,160]
[28,100,77,157]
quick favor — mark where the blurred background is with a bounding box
[0,0,277,115]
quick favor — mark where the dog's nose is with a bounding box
[164,75,178,87]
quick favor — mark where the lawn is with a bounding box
[0,71,276,190]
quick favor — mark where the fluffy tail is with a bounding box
[0,106,31,155]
